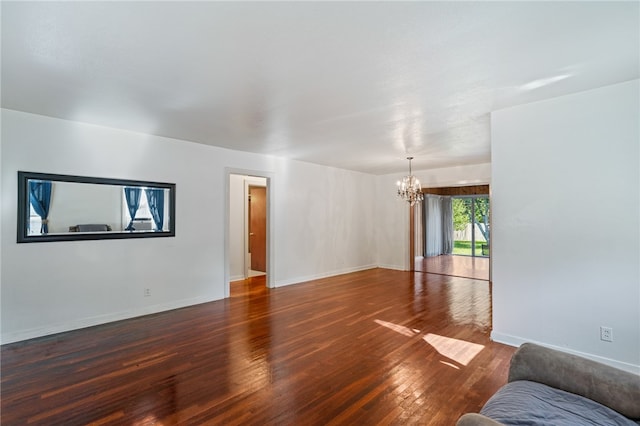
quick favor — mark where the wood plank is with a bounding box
[423,185,490,196]
[1,269,514,425]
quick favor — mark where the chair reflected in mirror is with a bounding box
[68,224,112,232]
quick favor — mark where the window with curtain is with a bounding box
[122,188,169,231]
[423,195,454,257]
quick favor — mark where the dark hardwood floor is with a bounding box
[1,268,514,425]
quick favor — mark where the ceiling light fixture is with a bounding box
[397,157,423,206]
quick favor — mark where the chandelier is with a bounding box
[397,157,424,206]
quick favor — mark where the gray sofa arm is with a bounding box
[456,413,504,426]
[508,342,640,419]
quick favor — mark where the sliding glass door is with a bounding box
[452,196,490,257]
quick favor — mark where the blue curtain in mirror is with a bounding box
[29,180,52,233]
[145,188,164,231]
[124,187,142,231]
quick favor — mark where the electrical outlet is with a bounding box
[144,288,151,297]
[600,326,613,342]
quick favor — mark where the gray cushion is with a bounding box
[481,380,637,426]
[509,343,640,419]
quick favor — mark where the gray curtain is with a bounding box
[424,195,453,256]
[442,197,453,255]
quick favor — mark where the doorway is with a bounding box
[414,185,490,281]
[225,170,273,298]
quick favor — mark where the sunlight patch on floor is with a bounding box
[373,319,484,367]
[374,319,419,337]
[423,333,484,366]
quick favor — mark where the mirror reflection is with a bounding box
[18,172,175,243]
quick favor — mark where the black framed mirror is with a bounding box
[17,171,176,243]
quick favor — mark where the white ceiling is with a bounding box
[2,1,638,175]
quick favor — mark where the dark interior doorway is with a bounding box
[248,185,267,273]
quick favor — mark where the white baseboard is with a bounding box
[229,274,245,282]
[1,295,217,345]
[274,264,378,288]
[376,263,408,271]
[491,331,640,374]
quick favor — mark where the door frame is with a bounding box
[224,168,275,297]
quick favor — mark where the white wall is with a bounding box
[375,163,491,270]
[272,158,377,286]
[491,79,640,373]
[1,109,377,343]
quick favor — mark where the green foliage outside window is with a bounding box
[452,197,490,245]
[452,198,470,231]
